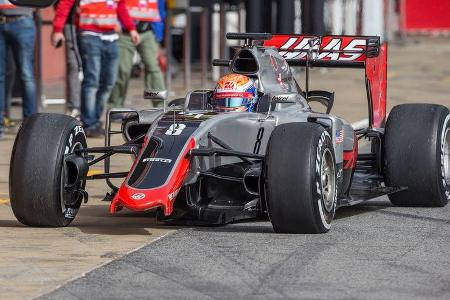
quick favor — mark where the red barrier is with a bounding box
[401,0,450,33]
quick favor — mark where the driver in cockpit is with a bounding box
[212,74,258,112]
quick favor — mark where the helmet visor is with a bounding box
[214,92,253,108]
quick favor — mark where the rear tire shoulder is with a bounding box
[384,104,450,207]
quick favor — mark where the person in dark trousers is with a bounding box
[52,0,140,137]
[108,0,165,111]
[54,0,83,119]
[0,0,37,139]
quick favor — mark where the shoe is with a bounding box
[96,125,106,136]
[84,124,105,138]
[68,109,81,121]
[4,118,16,128]
[85,127,102,138]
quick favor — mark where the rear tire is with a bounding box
[384,104,450,206]
[265,123,337,233]
[10,113,87,226]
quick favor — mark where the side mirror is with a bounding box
[9,0,57,7]
[186,90,213,111]
[143,90,167,101]
[307,90,334,114]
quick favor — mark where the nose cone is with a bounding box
[110,137,196,216]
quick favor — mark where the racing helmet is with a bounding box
[213,74,258,112]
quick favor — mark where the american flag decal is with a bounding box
[336,129,344,144]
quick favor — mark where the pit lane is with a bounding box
[41,199,450,299]
[1,37,450,299]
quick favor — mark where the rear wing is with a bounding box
[263,34,381,68]
[263,34,388,128]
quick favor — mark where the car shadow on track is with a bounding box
[334,199,391,220]
[0,203,176,235]
[72,204,179,236]
[0,219,25,228]
[0,199,394,234]
[191,199,393,234]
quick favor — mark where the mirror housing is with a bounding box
[185,90,213,111]
[143,90,167,101]
[9,0,57,7]
[307,90,334,114]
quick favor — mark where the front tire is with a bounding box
[10,113,88,226]
[265,123,337,234]
[384,104,450,206]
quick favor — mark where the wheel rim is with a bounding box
[444,127,450,185]
[321,148,336,212]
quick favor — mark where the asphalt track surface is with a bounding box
[42,197,450,299]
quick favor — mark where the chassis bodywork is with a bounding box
[80,33,401,224]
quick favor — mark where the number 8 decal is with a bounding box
[253,127,265,154]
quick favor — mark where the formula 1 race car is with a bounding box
[9,33,450,233]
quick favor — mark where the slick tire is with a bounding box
[10,113,87,227]
[265,123,337,233]
[384,104,450,206]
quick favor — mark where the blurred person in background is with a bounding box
[53,0,82,119]
[4,49,16,128]
[0,0,37,139]
[108,0,165,112]
[52,0,140,137]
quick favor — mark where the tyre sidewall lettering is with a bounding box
[314,131,336,230]
[65,125,85,154]
[440,114,450,200]
[61,125,86,219]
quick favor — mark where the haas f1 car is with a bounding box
[10,33,450,233]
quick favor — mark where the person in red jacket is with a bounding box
[52,0,140,137]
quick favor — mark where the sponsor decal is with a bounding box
[276,73,288,89]
[269,54,279,71]
[223,81,236,90]
[335,129,344,144]
[74,125,84,136]
[64,208,78,219]
[275,37,366,61]
[214,92,253,99]
[131,193,146,200]
[165,123,186,136]
[65,126,85,154]
[142,158,172,164]
[217,74,250,89]
[144,90,166,99]
[168,188,181,201]
[271,95,290,102]
[253,127,265,154]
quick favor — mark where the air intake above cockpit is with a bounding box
[231,49,259,75]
